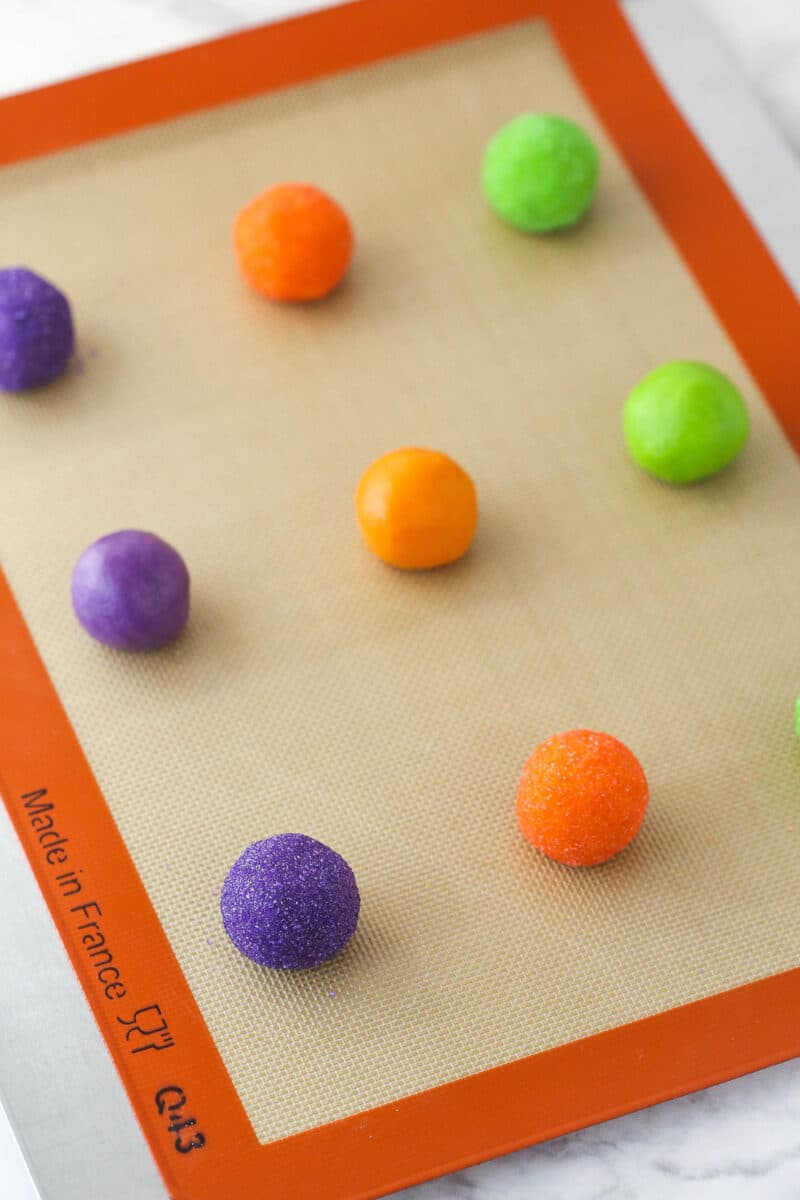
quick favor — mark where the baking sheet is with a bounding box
[1,13,800,1151]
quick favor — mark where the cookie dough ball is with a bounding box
[482,114,600,233]
[221,834,361,969]
[71,530,190,651]
[233,183,353,302]
[516,729,649,867]
[356,447,478,570]
[624,361,749,484]
[0,267,75,391]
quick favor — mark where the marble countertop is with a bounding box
[2,2,800,1198]
[1,0,800,154]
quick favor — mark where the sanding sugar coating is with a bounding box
[624,361,749,484]
[482,113,600,233]
[233,183,353,302]
[71,530,190,651]
[220,834,361,969]
[516,729,649,867]
[0,267,75,391]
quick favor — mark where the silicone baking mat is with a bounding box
[2,1,800,1198]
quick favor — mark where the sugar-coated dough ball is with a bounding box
[220,834,361,969]
[482,114,600,233]
[0,267,75,391]
[233,183,353,302]
[624,360,749,484]
[71,530,190,651]
[516,729,649,867]
[355,447,478,570]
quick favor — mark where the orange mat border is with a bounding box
[2,2,800,1198]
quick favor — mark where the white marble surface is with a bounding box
[404,1059,800,1199]
[1,0,799,139]
[696,0,800,154]
[2,2,800,1198]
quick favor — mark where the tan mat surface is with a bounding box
[1,18,800,1145]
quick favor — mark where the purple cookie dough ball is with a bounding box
[221,834,361,969]
[0,267,75,391]
[71,530,190,651]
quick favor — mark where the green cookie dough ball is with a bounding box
[482,113,600,233]
[623,361,749,484]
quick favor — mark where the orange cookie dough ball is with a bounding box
[233,183,353,302]
[516,729,648,867]
[355,447,478,570]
